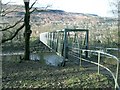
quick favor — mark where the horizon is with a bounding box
[1,0,115,17]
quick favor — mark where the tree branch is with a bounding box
[2,5,18,13]
[0,18,23,31]
[2,23,25,43]
[3,1,11,6]
[29,0,37,10]
[2,7,19,16]
[30,8,37,14]
[30,4,51,14]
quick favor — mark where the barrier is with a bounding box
[68,47,120,89]
[40,30,120,89]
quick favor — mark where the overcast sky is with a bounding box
[2,0,114,17]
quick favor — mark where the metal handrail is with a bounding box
[40,32,120,89]
[0,52,24,56]
[68,47,120,89]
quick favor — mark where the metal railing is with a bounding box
[39,31,120,89]
[68,47,120,89]
[0,52,24,56]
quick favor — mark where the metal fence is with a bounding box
[40,29,120,89]
[68,47,120,89]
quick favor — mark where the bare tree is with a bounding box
[1,0,49,61]
[0,1,25,43]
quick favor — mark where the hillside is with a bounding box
[1,4,118,47]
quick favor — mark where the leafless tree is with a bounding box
[0,1,25,43]
[1,0,50,61]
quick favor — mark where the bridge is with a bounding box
[40,28,120,89]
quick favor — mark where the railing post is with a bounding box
[98,52,100,74]
[80,50,82,66]
[47,33,50,46]
[53,32,55,50]
[50,32,52,48]
[76,33,81,66]
[52,32,54,49]
[85,30,89,58]
[56,32,59,52]
[62,29,68,67]
[59,32,62,55]
[115,60,119,89]
[64,29,67,59]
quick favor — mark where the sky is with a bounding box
[2,0,114,17]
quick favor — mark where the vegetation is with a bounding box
[1,2,119,47]
[2,57,114,88]
[1,0,120,89]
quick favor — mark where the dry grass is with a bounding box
[2,56,114,89]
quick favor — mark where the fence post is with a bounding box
[98,52,100,74]
[64,29,67,58]
[85,30,89,58]
[115,60,119,89]
[62,29,67,66]
[80,50,82,66]
[50,32,52,48]
[56,32,59,52]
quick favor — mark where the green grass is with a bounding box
[2,57,114,89]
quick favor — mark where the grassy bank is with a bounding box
[2,57,114,89]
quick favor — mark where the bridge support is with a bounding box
[63,29,68,61]
[63,29,89,65]
[85,30,89,58]
[47,29,89,66]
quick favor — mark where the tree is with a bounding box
[24,0,31,61]
[111,0,120,47]
[1,0,49,61]
[0,0,34,61]
[0,1,25,43]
